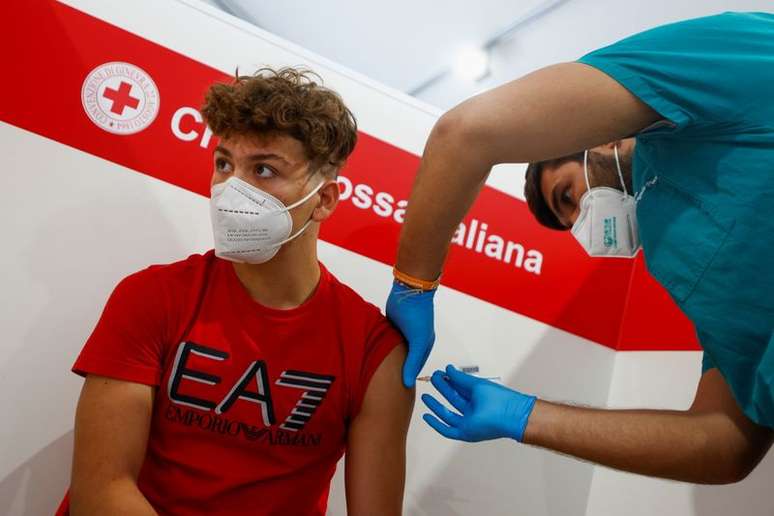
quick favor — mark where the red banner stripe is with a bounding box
[2,0,699,351]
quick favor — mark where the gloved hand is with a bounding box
[421,364,537,442]
[386,280,436,388]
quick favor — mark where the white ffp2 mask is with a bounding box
[571,147,640,258]
[210,176,324,264]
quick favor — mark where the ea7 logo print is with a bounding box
[167,342,335,433]
[81,62,160,135]
[276,371,335,431]
[165,405,325,447]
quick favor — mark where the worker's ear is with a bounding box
[590,138,635,156]
[589,140,623,154]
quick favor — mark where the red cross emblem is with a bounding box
[83,62,159,135]
[102,81,140,115]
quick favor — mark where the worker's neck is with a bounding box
[231,235,321,310]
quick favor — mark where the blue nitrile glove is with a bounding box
[421,364,537,442]
[386,280,436,388]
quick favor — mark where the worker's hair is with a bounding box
[523,152,584,231]
[201,67,358,176]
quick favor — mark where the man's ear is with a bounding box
[589,140,623,154]
[311,178,340,222]
[590,136,637,155]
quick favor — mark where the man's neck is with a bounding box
[231,238,321,310]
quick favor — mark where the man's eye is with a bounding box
[255,165,275,179]
[561,188,572,205]
[215,158,233,173]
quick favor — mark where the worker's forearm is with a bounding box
[71,478,158,516]
[395,111,491,280]
[524,400,747,484]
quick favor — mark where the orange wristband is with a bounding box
[393,267,440,291]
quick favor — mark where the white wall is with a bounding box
[325,249,618,515]
[1,1,611,515]
[0,119,615,516]
[0,122,216,515]
[585,352,774,516]
[2,1,771,516]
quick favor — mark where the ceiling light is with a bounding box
[453,47,490,81]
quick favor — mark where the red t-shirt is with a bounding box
[56,251,402,516]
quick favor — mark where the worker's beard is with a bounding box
[587,150,633,194]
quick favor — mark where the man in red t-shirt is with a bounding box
[59,67,414,516]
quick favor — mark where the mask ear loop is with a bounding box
[271,219,315,248]
[583,150,592,197]
[613,144,638,253]
[284,179,326,212]
[271,179,328,248]
[613,145,628,196]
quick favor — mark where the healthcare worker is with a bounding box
[386,12,774,483]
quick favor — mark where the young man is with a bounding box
[58,68,414,515]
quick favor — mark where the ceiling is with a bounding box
[208,0,566,95]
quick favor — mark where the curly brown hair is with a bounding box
[201,67,357,175]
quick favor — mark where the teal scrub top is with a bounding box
[578,12,774,427]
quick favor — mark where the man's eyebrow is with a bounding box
[213,145,290,166]
[245,153,291,165]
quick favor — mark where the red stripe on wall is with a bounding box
[2,0,699,351]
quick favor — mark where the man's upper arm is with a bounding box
[345,345,415,516]
[70,374,155,514]
[441,62,660,166]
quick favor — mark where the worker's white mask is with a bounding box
[210,176,323,264]
[571,146,641,258]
